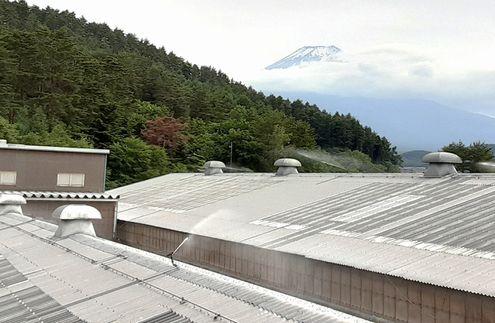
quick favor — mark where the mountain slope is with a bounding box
[278,93,495,151]
[401,150,430,167]
[266,46,342,70]
[0,0,401,187]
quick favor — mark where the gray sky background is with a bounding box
[25,0,495,116]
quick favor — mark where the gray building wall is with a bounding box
[0,149,107,192]
[116,221,495,323]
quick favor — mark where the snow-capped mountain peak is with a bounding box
[266,45,342,70]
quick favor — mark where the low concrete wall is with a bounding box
[23,200,116,240]
[116,220,495,323]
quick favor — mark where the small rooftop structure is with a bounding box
[204,160,226,175]
[52,204,101,238]
[0,210,363,322]
[0,193,26,216]
[422,151,462,177]
[274,158,302,176]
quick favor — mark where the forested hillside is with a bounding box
[0,0,400,188]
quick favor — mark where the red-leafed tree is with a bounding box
[142,117,188,151]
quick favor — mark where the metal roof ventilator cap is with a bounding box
[274,158,302,176]
[52,205,101,238]
[204,161,226,175]
[422,152,462,178]
[0,194,26,216]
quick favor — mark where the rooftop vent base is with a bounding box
[423,163,458,178]
[276,167,299,176]
[205,168,224,175]
[54,219,97,238]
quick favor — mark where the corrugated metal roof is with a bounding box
[0,212,364,323]
[139,311,192,323]
[0,255,84,322]
[0,191,119,200]
[0,284,84,323]
[111,172,495,297]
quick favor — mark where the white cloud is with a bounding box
[252,44,495,116]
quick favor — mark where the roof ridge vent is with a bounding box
[422,152,462,177]
[0,194,26,216]
[274,158,302,176]
[52,204,101,238]
[204,161,226,175]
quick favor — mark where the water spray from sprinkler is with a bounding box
[167,236,189,267]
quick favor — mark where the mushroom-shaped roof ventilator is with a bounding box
[422,152,462,178]
[52,204,101,238]
[274,158,302,176]
[204,161,226,175]
[0,194,26,216]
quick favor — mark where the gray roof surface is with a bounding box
[0,143,109,154]
[0,212,363,323]
[110,172,495,297]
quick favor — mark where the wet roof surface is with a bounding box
[111,172,495,297]
[0,212,363,323]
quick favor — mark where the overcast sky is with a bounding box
[25,0,495,115]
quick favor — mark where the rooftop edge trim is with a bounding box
[0,144,109,155]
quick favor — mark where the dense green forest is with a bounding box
[0,0,401,188]
[442,141,494,173]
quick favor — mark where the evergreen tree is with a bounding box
[442,141,493,172]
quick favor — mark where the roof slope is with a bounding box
[111,172,495,297]
[0,212,363,323]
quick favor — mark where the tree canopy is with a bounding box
[0,0,401,188]
[442,141,494,173]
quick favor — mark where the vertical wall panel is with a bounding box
[384,279,397,320]
[372,275,384,315]
[435,290,450,323]
[395,279,408,322]
[361,273,372,312]
[482,298,495,323]
[117,221,495,323]
[407,283,421,323]
[420,285,436,323]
